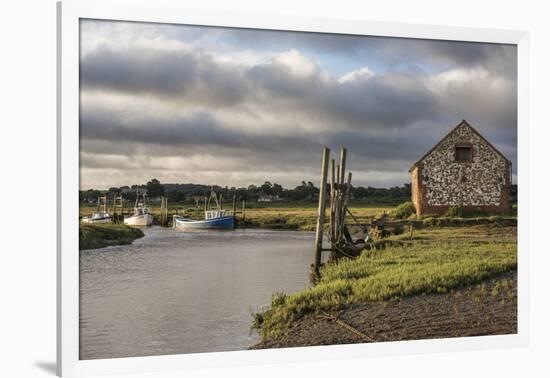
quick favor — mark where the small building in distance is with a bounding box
[409,120,512,216]
[257,194,281,203]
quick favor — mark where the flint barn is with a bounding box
[409,120,512,216]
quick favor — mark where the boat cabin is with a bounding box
[205,210,231,219]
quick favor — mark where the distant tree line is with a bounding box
[80,178,416,204]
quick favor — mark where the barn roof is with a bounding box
[409,120,512,172]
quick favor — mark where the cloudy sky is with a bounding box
[79,19,517,190]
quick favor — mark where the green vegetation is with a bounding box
[443,206,464,217]
[420,215,516,228]
[79,223,144,250]
[390,201,416,219]
[253,231,517,339]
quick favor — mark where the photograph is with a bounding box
[78,18,518,360]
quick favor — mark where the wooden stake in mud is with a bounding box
[242,200,246,226]
[160,197,164,227]
[339,148,347,186]
[159,197,169,227]
[329,159,336,244]
[314,146,330,275]
[113,195,123,223]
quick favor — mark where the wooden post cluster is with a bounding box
[313,147,356,276]
[329,148,354,251]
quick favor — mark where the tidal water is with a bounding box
[79,227,315,360]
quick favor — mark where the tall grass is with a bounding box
[390,201,416,219]
[253,241,517,339]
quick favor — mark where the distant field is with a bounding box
[79,200,395,230]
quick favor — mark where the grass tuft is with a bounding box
[390,201,416,219]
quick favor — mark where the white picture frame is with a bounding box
[57,1,530,376]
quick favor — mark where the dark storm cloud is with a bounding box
[201,26,516,73]
[81,46,249,106]
[246,64,439,128]
[80,100,440,175]
[80,104,321,156]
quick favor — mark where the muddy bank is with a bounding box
[251,272,516,349]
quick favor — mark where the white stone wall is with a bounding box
[421,123,508,207]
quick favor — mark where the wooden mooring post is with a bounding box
[160,196,169,227]
[313,146,330,275]
[112,195,123,223]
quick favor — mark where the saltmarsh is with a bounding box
[79,223,144,250]
[253,240,517,339]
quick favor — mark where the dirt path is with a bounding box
[251,272,517,349]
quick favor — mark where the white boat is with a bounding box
[124,190,154,226]
[82,196,112,223]
[81,211,112,223]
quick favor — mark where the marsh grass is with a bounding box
[240,204,392,230]
[390,201,416,219]
[79,223,144,250]
[253,241,517,339]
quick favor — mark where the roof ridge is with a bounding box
[408,120,511,172]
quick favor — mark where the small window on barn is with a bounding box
[455,145,472,162]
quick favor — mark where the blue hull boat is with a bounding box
[174,191,236,230]
[173,214,235,230]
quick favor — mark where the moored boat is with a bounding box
[173,210,235,230]
[82,196,112,223]
[173,190,235,230]
[81,212,112,223]
[124,190,154,227]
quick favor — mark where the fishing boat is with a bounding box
[173,210,235,230]
[81,196,112,223]
[124,190,154,226]
[173,190,235,230]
